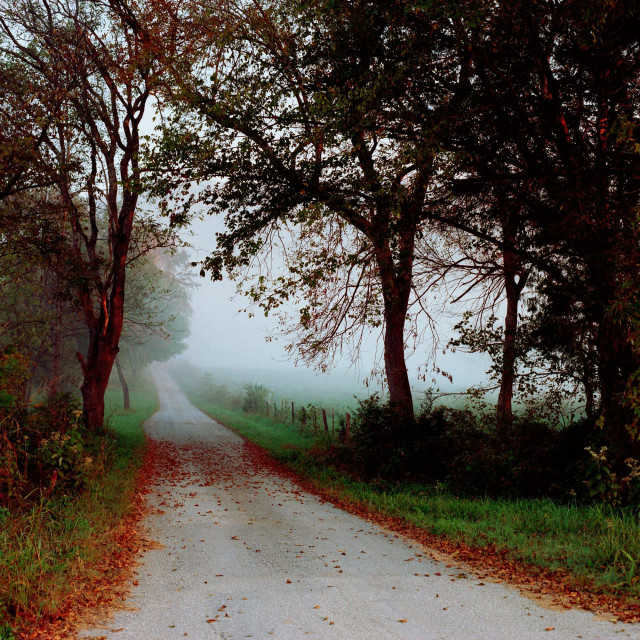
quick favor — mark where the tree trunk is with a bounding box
[81,370,109,433]
[497,285,517,431]
[497,215,528,432]
[78,248,129,431]
[583,372,595,422]
[597,315,635,418]
[129,346,140,381]
[48,305,62,399]
[374,231,415,421]
[383,306,414,420]
[115,356,130,410]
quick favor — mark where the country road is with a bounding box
[82,369,640,640]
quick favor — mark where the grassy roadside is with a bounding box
[188,393,640,606]
[0,378,158,639]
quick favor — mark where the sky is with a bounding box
[140,104,493,400]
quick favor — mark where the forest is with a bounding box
[1,0,640,630]
[1,0,640,501]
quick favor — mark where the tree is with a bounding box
[444,0,640,433]
[0,42,54,200]
[0,0,165,429]
[0,192,86,398]
[144,0,467,419]
[117,249,194,403]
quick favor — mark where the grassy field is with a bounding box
[0,378,158,638]
[188,393,640,603]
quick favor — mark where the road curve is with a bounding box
[82,368,640,640]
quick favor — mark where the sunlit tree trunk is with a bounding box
[78,218,134,431]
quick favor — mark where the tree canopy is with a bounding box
[1,0,639,448]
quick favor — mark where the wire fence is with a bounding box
[263,399,352,441]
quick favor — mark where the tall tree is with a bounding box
[0,0,162,429]
[145,0,466,419]
[445,0,640,430]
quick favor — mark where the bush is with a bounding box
[242,383,271,414]
[195,373,242,410]
[0,384,110,509]
[343,393,600,502]
[349,394,414,478]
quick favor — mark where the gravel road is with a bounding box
[82,368,640,640]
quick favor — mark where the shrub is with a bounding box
[0,353,30,416]
[349,394,414,478]
[242,383,271,414]
[0,390,109,509]
[342,393,603,502]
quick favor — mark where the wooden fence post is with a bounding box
[322,408,328,433]
[291,402,295,424]
[301,406,307,430]
[266,402,270,418]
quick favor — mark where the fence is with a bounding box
[195,375,355,441]
[264,399,352,441]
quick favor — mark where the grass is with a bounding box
[0,377,158,638]
[189,393,640,603]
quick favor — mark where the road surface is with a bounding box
[82,369,640,640]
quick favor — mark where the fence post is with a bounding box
[274,402,277,418]
[301,406,307,431]
[322,408,328,433]
[266,402,270,418]
[291,402,295,425]
[345,412,351,441]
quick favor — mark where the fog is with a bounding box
[176,216,493,403]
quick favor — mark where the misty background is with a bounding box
[174,214,492,404]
